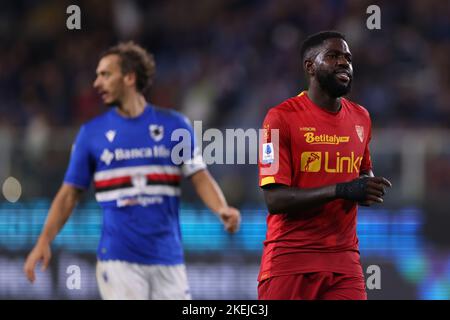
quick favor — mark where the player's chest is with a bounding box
[91,123,173,167]
[290,123,367,175]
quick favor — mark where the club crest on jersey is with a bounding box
[149,124,164,142]
[262,143,274,164]
[355,125,364,142]
[105,130,116,143]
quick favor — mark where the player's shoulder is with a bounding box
[80,110,112,132]
[151,105,191,126]
[265,93,307,119]
[342,97,371,120]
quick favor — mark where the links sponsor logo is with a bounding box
[304,132,350,145]
[301,151,362,173]
[301,152,321,172]
[100,146,171,165]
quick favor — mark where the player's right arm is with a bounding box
[24,183,83,283]
[24,124,93,283]
[263,183,336,214]
[263,177,391,215]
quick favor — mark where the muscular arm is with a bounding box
[190,169,241,233]
[263,172,391,216]
[263,184,336,215]
[24,183,83,282]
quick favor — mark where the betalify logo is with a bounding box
[304,132,350,145]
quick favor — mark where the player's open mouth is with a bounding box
[335,72,351,82]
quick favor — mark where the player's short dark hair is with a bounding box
[101,41,156,94]
[300,31,346,64]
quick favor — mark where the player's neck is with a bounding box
[307,83,341,113]
[116,92,147,118]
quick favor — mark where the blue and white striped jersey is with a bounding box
[64,104,205,264]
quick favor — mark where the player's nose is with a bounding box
[93,77,101,89]
[337,55,350,68]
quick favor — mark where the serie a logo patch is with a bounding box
[262,143,274,164]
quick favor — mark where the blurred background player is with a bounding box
[23,41,241,300]
[258,31,392,300]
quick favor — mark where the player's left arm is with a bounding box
[358,118,391,205]
[190,169,241,233]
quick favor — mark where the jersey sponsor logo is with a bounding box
[105,130,116,143]
[300,151,362,173]
[115,148,153,161]
[355,125,364,142]
[99,146,171,166]
[149,124,164,142]
[262,143,274,164]
[117,195,164,207]
[299,127,316,132]
[304,132,350,145]
[100,149,114,165]
[301,152,321,172]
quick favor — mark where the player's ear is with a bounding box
[123,72,137,88]
[304,59,315,77]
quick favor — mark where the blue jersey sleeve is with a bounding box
[64,125,94,189]
[176,115,206,177]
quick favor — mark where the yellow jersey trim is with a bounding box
[260,176,275,186]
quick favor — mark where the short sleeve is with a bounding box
[360,120,373,173]
[63,126,95,189]
[259,109,292,187]
[176,115,206,177]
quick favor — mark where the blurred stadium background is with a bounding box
[0,0,449,299]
